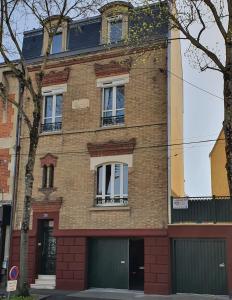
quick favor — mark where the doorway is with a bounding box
[37,219,56,275]
[129,238,144,290]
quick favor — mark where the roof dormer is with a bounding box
[99,1,133,44]
[42,15,70,55]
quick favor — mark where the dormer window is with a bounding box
[51,31,62,54]
[108,17,123,43]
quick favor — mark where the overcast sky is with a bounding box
[182,39,224,197]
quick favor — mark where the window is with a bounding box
[102,85,124,126]
[108,17,123,43]
[41,94,63,133]
[51,32,62,54]
[42,164,54,189]
[96,163,128,206]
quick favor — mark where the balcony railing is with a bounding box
[95,197,128,206]
[101,115,124,127]
[40,122,62,133]
[171,196,232,224]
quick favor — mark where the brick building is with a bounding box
[0,68,19,283]
[9,1,184,294]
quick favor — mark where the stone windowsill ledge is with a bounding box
[89,206,131,212]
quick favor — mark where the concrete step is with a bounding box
[35,279,56,285]
[30,283,55,290]
[38,275,56,280]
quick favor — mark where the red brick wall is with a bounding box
[144,237,170,295]
[0,149,10,193]
[0,101,14,138]
[10,233,36,284]
[56,237,87,290]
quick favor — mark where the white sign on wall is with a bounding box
[173,199,188,209]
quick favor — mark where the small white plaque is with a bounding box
[173,199,188,209]
[72,99,89,109]
[7,280,17,292]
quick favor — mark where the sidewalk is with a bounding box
[30,288,231,300]
[0,288,231,300]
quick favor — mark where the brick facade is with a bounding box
[0,149,10,193]
[0,100,14,138]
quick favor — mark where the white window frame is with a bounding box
[43,93,62,125]
[42,86,66,131]
[51,28,63,54]
[102,84,124,125]
[107,15,123,43]
[96,162,128,206]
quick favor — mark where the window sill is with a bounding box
[39,130,62,136]
[96,124,125,131]
[38,187,57,193]
[89,206,131,212]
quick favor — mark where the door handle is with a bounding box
[139,266,144,270]
[219,263,225,268]
[38,242,42,246]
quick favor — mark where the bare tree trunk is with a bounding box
[223,67,232,197]
[18,109,40,296]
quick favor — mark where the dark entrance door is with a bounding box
[129,238,144,290]
[37,220,56,275]
[88,238,129,289]
[172,239,227,295]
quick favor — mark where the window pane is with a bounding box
[116,86,124,109]
[105,165,111,195]
[123,164,128,195]
[114,164,121,195]
[44,118,52,124]
[110,20,122,43]
[104,88,113,110]
[103,111,113,117]
[97,166,103,195]
[116,109,124,116]
[52,33,62,54]
[44,96,53,118]
[56,95,63,116]
[42,166,47,188]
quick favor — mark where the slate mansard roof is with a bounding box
[22,3,169,61]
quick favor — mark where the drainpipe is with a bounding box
[7,75,23,280]
[167,24,172,225]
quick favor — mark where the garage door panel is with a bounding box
[172,239,227,295]
[88,238,129,289]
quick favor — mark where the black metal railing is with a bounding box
[171,196,232,224]
[101,115,124,126]
[40,122,62,133]
[95,197,128,206]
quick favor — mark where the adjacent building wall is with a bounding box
[210,129,229,196]
[169,29,185,197]
[0,68,18,280]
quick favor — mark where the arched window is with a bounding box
[42,165,48,188]
[96,163,128,206]
[42,164,54,189]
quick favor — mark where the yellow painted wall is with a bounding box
[210,130,229,196]
[170,29,185,197]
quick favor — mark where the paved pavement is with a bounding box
[30,288,232,300]
[1,288,232,300]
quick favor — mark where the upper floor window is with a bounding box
[102,85,124,126]
[96,163,128,206]
[51,32,62,54]
[108,17,123,43]
[41,94,63,133]
[42,164,54,189]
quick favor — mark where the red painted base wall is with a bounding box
[10,232,170,294]
[144,237,170,294]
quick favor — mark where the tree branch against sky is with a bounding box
[0,0,100,296]
[154,0,232,195]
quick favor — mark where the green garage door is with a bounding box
[88,238,129,289]
[172,239,227,295]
